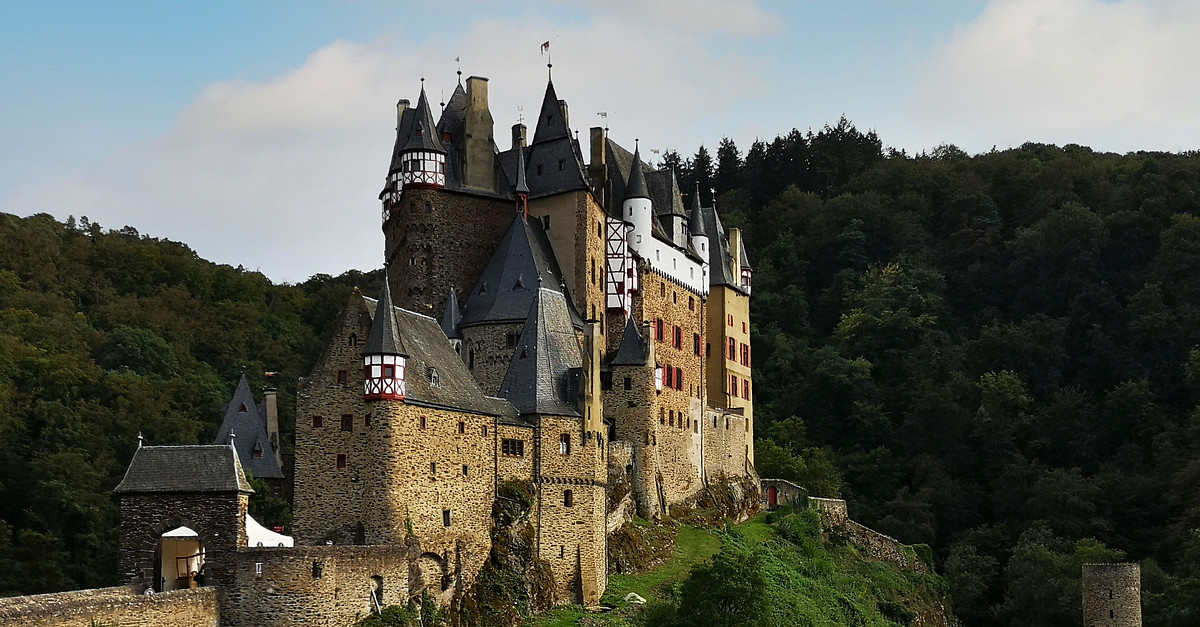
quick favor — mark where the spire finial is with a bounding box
[455,56,462,84]
[137,432,143,448]
[228,430,236,447]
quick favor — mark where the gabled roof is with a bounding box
[608,316,648,366]
[213,375,284,480]
[459,215,583,328]
[499,288,583,417]
[365,278,406,356]
[648,168,685,217]
[361,296,512,417]
[115,445,253,494]
[440,287,463,339]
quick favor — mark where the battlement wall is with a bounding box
[0,585,217,627]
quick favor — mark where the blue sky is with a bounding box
[3,0,1199,282]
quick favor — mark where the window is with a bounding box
[383,364,394,378]
[502,439,525,457]
[675,367,684,390]
[664,365,673,389]
[430,462,437,474]
[542,215,550,232]
[673,326,682,349]
[312,415,324,428]
[482,425,489,437]
[672,291,677,304]
[365,414,372,427]
[443,510,452,527]
[336,453,347,469]
[336,370,348,385]
[253,445,263,459]
[560,433,571,455]
[624,376,632,390]
[743,379,751,400]
[420,416,427,429]
[655,318,664,342]
[426,366,440,387]
[689,296,694,311]
[660,408,665,424]
[559,159,565,171]
[730,374,738,396]
[728,338,736,361]
[463,464,469,477]
[563,489,574,507]
[341,414,353,432]
[506,332,519,348]
[742,321,748,334]
[694,333,702,356]
[669,410,674,427]
[728,314,733,326]
[601,371,613,390]
[458,421,465,434]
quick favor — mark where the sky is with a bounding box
[4,0,1200,283]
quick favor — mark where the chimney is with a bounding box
[589,127,607,198]
[512,123,527,149]
[729,228,743,278]
[464,76,496,191]
[558,99,569,129]
[396,99,410,130]
[262,384,281,467]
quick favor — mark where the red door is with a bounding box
[768,486,778,509]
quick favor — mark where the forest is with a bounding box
[3,120,1200,625]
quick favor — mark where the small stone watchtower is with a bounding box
[1082,563,1142,627]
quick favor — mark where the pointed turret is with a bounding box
[498,288,583,417]
[531,80,570,145]
[688,182,710,268]
[523,78,588,198]
[609,317,647,366]
[623,146,653,253]
[440,287,463,354]
[515,144,530,216]
[384,83,448,195]
[363,277,407,401]
[214,374,284,480]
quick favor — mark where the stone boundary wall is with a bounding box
[0,585,218,627]
[810,497,929,574]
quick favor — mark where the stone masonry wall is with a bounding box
[119,492,248,595]
[534,415,608,605]
[460,322,524,396]
[385,187,515,318]
[497,423,536,481]
[222,545,414,627]
[0,585,217,627]
[1082,563,1142,627]
[811,497,929,574]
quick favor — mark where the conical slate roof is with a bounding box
[498,288,583,417]
[213,375,284,480]
[365,278,407,355]
[609,316,648,366]
[688,183,706,236]
[459,215,583,328]
[522,80,589,198]
[515,143,530,195]
[624,147,650,201]
[440,287,463,340]
[402,87,447,154]
[701,206,742,292]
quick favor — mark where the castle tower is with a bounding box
[1082,563,1142,627]
[363,277,408,401]
[688,183,709,276]
[622,147,653,253]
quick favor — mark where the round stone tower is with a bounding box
[1082,563,1141,627]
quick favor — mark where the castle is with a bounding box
[99,69,757,626]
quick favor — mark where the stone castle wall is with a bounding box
[385,187,515,318]
[1082,563,1142,627]
[222,545,414,626]
[0,585,217,627]
[810,496,929,574]
[460,322,524,396]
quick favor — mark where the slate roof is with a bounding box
[647,169,685,217]
[738,237,753,271]
[440,287,463,340]
[603,139,637,218]
[213,375,284,480]
[701,205,745,293]
[115,445,253,494]
[361,296,511,417]
[436,82,469,187]
[365,277,407,356]
[608,317,648,366]
[688,183,706,236]
[459,215,584,329]
[624,148,650,201]
[498,288,583,417]
[402,87,446,154]
[521,80,589,198]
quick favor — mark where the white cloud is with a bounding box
[912,0,1200,152]
[9,7,771,282]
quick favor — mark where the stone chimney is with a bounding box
[263,384,281,467]
[396,99,410,130]
[589,127,607,197]
[729,228,743,278]
[464,76,496,191]
[512,123,527,149]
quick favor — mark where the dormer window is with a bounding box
[426,366,440,387]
